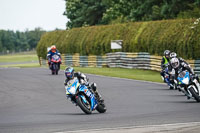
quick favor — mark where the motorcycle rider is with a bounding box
[169,57,198,98]
[64,67,103,104]
[160,50,174,89]
[47,45,61,69]
[160,50,171,77]
[169,57,195,77]
[169,52,177,59]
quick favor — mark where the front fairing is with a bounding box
[178,71,190,85]
[65,78,80,95]
[51,54,61,63]
[79,85,97,110]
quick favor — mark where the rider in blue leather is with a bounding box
[169,57,198,98]
[64,67,102,103]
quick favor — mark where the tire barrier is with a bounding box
[107,52,152,70]
[39,52,200,75]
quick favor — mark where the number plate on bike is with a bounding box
[84,89,93,97]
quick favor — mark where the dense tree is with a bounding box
[64,0,106,28]
[64,0,200,28]
[0,28,45,54]
[26,28,45,49]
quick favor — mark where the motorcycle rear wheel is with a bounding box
[96,103,106,113]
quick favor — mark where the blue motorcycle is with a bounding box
[177,70,200,102]
[65,77,106,114]
[162,67,176,89]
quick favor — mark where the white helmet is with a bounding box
[171,58,179,68]
[170,52,177,59]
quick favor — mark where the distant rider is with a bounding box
[47,45,61,69]
[64,67,103,104]
[169,52,177,59]
[160,50,171,77]
[160,50,175,88]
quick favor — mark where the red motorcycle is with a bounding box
[50,54,61,75]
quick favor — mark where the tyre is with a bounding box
[188,87,200,102]
[55,64,58,75]
[52,71,55,75]
[76,95,92,114]
[51,64,55,75]
[96,103,106,113]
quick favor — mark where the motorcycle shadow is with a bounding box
[160,100,197,104]
[149,88,175,91]
[47,112,101,116]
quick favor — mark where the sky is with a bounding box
[0,0,68,31]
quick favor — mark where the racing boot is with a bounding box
[90,83,104,103]
[95,90,104,103]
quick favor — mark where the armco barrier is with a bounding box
[39,52,200,75]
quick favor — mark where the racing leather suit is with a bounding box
[47,50,61,69]
[160,56,170,78]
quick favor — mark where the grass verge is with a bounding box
[0,53,162,83]
[0,63,40,68]
[61,66,163,83]
[0,54,38,63]
[0,52,39,68]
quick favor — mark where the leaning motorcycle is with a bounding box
[50,54,61,75]
[65,77,106,114]
[177,70,200,102]
[161,67,176,89]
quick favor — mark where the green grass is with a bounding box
[0,52,40,68]
[0,53,162,83]
[61,66,162,83]
[0,54,38,63]
[0,63,40,68]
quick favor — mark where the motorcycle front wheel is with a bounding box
[51,70,55,75]
[55,64,58,75]
[188,87,200,102]
[76,94,92,114]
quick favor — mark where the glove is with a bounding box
[190,74,196,80]
[85,82,89,86]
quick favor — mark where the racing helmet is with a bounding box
[65,67,74,79]
[164,50,170,58]
[170,58,179,69]
[51,45,56,53]
[170,52,177,59]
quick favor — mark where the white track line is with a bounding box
[55,122,200,133]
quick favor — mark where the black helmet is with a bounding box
[164,50,170,58]
[65,67,74,79]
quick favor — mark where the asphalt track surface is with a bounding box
[0,68,200,133]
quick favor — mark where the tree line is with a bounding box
[37,19,200,59]
[64,0,200,29]
[0,28,45,54]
